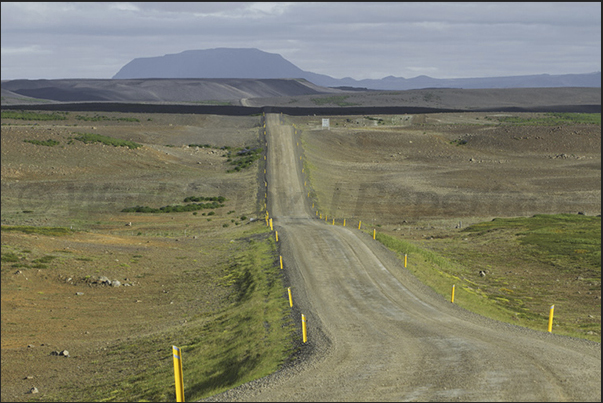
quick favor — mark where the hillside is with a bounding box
[1,78,342,105]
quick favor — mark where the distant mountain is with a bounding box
[113,48,601,90]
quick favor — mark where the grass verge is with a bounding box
[36,225,295,402]
[371,214,601,342]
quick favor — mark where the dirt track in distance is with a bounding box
[206,114,601,401]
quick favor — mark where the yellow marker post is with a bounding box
[280,255,283,269]
[343,219,346,227]
[325,214,327,222]
[548,305,555,332]
[332,219,335,225]
[172,346,185,402]
[288,287,293,307]
[358,221,362,229]
[302,314,307,343]
[404,254,407,268]
[269,218,273,231]
[451,284,455,303]
[373,229,376,240]
[275,230,279,242]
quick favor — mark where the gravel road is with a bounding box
[204,114,600,401]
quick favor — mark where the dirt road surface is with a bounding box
[206,114,600,401]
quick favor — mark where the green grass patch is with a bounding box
[1,252,21,263]
[373,224,600,341]
[71,133,142,149]
[183,196,226,203]
[121,196,226,213]
[75,114,140,122]
[463,214,601,271]
[1,110,68,121]
[310,95,359,106]
[1,225,75,236]
[42,226,295,402]
[32,255,57,264]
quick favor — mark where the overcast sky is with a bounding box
[1,2,601,81]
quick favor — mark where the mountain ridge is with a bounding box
[112,48,601,90]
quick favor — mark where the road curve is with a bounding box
[209,114,601,401]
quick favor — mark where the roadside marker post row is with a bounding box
[312,211,414,272]
[449,285,556,333]
[263,115,310,346]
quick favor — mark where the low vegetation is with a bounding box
[23,138,60,147]
[463,214,601,270]
[1,225,75,237]
[226,147,263,172]
[188,143,215,149]
[122,196,226,213]
[373,213,601,341]
[310,95,359,107]
[1,110,68,121]
[490,112,601,126]
[70,132,142,149]
[45,228,296,402]
[75,114,140,122]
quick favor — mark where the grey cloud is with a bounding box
[1,2,600,80]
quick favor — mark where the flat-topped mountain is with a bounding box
[112,48,601,90]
